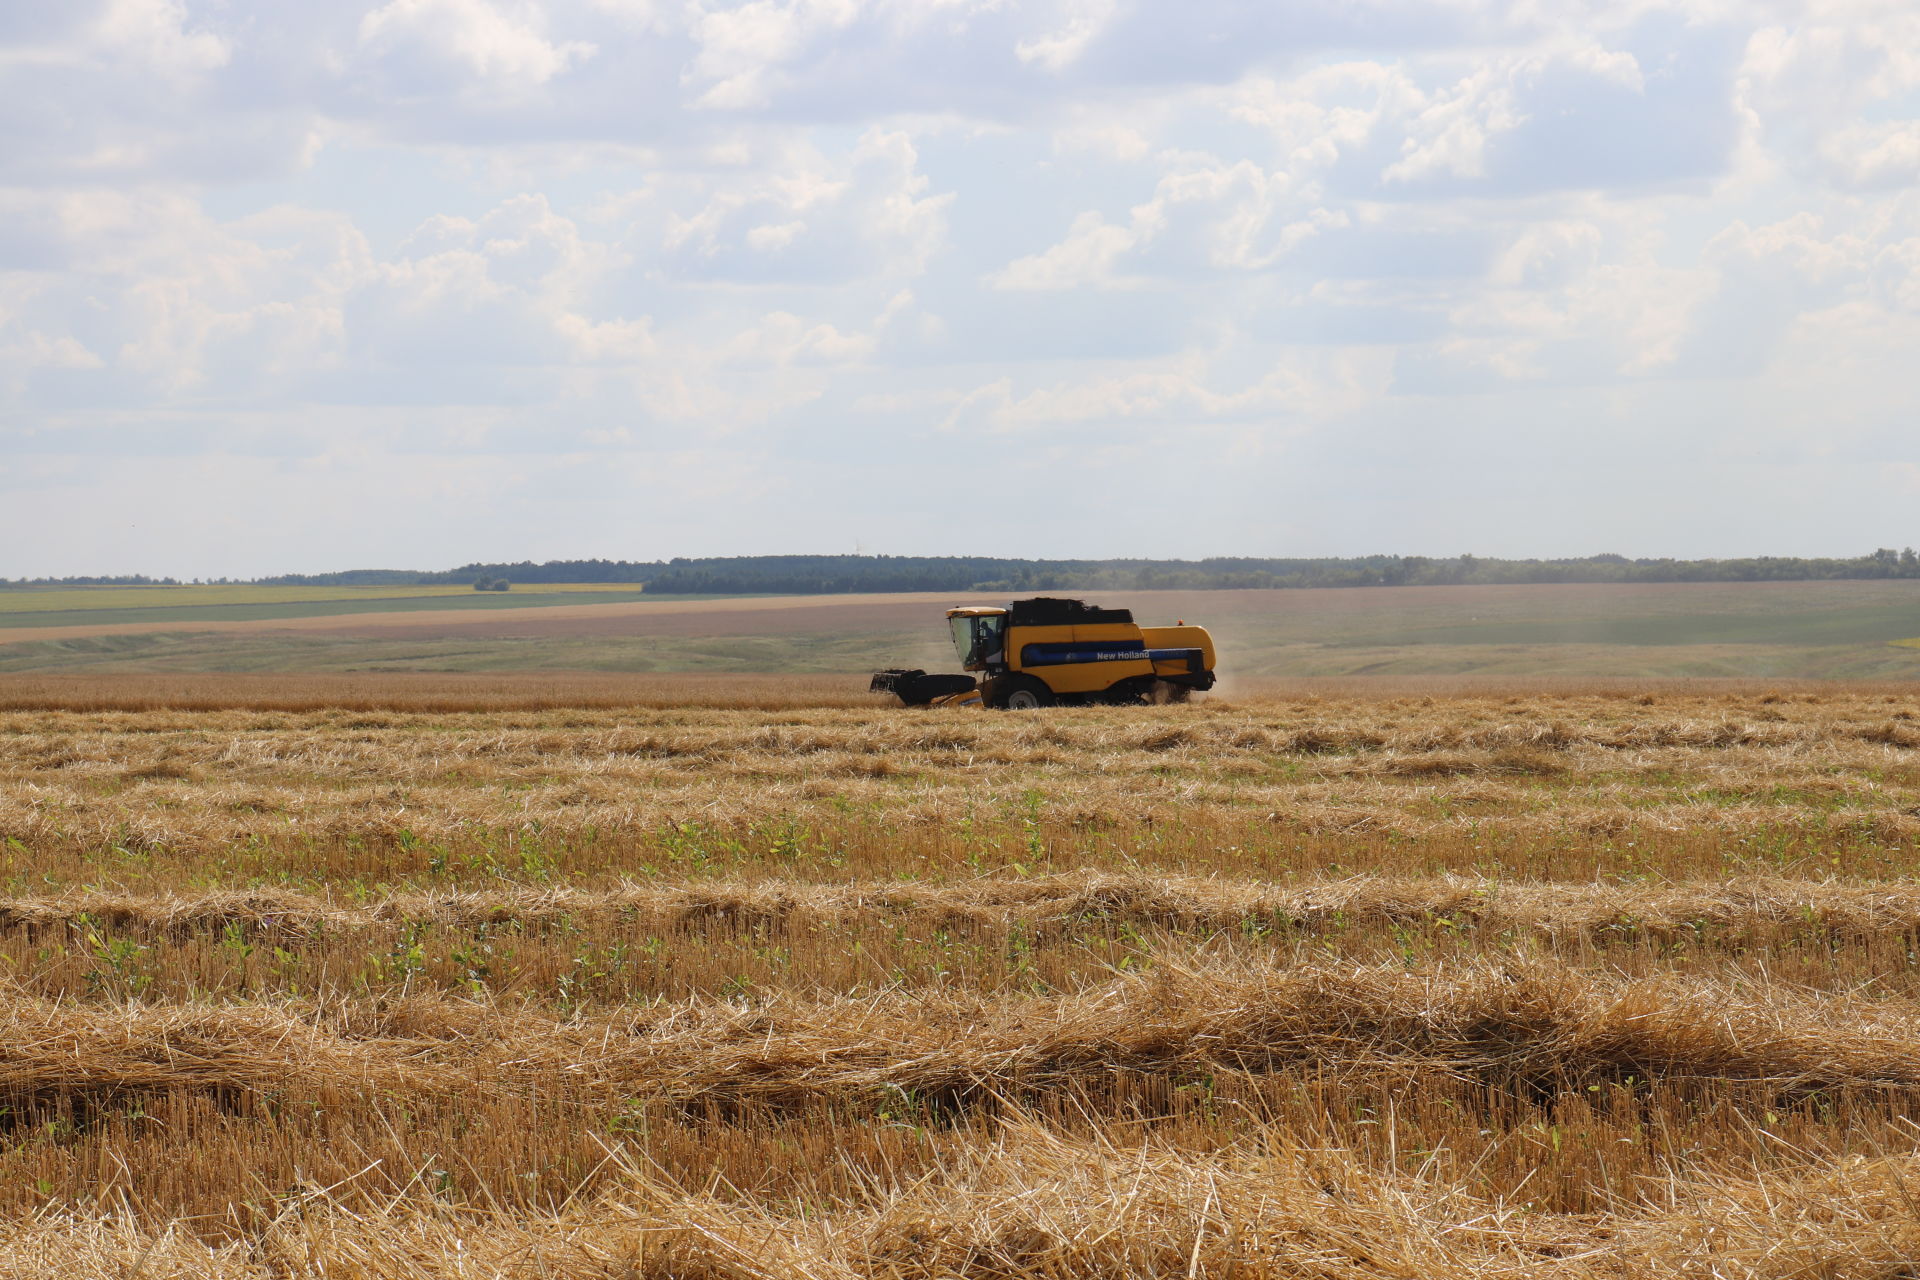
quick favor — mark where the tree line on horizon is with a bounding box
[8,549,1920,593]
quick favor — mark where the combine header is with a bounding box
[872,597,1216,709]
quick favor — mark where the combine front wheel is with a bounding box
[993,676,1056,710]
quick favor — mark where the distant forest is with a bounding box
[10,549,1920,593]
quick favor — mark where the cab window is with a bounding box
[950,615,1004,668]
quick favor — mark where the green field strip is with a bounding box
[0,583,661,616]
[0,590,655,630]
[0,588,467,615]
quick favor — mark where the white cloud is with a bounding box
[745,220,805,250]
[940,344,1381,435]
[1449,259,1717,380]
[0,331,105,400]
[1014,0,1116,71]
[638,126,951,282]
[0,0,287,182]
[1490,220,1603,289]
[359,0,596,88]
[991,210,1139,290]
[684,0,864,109]
[1739,9,1920,190]
[724,311,874,366]
[92,0,231,81]
[1818,121,1920,189]
[1385,67,1524,183]
[1872,239,1920,313]
[1706,213,1870,289]
[1052,123,1152,162]
[991,155,1348,289]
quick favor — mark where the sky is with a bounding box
[3,0,1920,578]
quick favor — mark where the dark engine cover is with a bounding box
[1005,597,1134,626]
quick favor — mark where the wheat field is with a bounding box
[2,675,1919,1275]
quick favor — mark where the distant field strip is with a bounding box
[0,591,660,629]
[1400,603,1920,646]
[0,591,964,644]
[7,582,1920,678]
[0,582,651,614]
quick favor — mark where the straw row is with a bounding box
[7,873,1920,942]
[3,960,1918,1117]
[0,1121,1913,1278]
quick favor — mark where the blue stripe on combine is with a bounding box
[1020,644,1202,667]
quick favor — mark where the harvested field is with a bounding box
[0,671,876,712]
[2,681,1920,1273]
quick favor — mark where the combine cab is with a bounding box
[872,597,1216,709]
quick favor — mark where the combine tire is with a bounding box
[992,676,1056,710]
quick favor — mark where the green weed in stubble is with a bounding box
[78,917,151,998]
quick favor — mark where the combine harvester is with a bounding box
[871,597,1216,709]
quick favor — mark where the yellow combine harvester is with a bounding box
[871,597,1216,709]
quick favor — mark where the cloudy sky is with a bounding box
[3,0,1918,577]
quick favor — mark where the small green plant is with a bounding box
[80,917,152,997]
